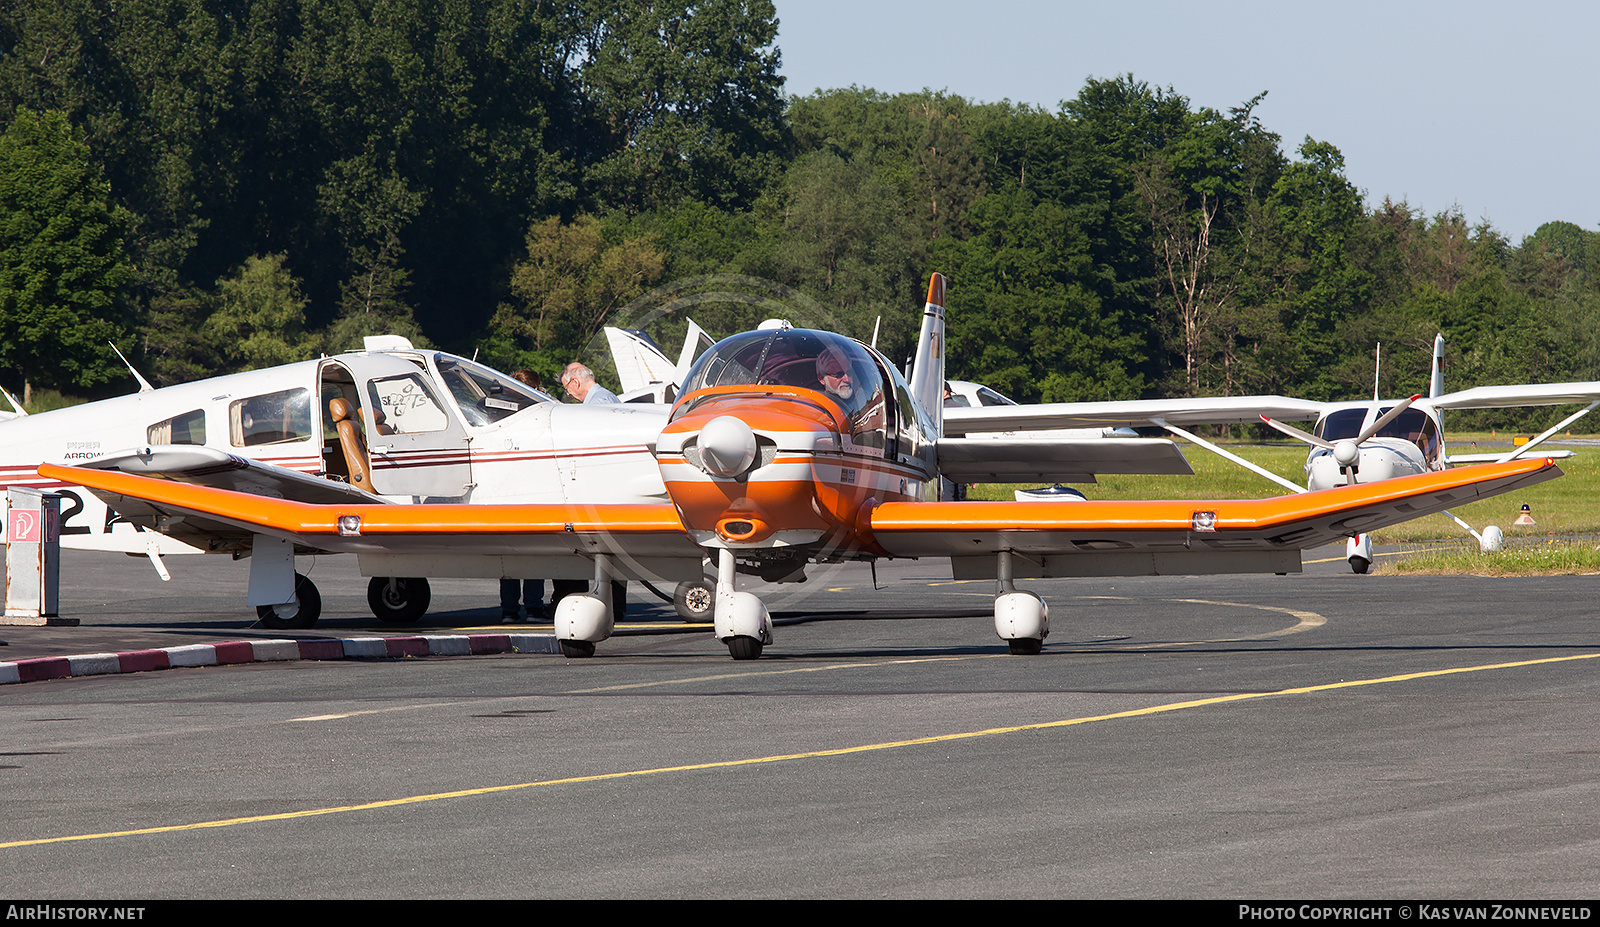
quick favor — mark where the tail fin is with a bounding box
[604,327,677,394]
[908,273,947,432]
[1429,333,1445,399]
[674,319,714,386]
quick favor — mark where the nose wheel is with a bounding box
[726,636,764,660]
[712,549,773,659]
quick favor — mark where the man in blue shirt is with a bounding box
[560,363,619,403]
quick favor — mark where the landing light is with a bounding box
[1191,511,1217,532]
[337,515,362,536]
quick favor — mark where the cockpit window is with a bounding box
[433,353,550,426]
[1315,409,1368,441]
[681,329,883,417]
[976,387,1015,407]
[1313,406,1440,463]
[148,409,206,446]
[366,374,449,434]
[229,389,313,447]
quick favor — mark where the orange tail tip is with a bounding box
[925,273,945,309]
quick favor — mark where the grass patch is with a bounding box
[20,388,86,414]
[965,432,1600,541]
[1391,539,1600,575]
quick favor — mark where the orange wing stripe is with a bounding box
[38,464,687,536]
[864,458,1557,533]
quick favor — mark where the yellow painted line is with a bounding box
[5,650,1596,851]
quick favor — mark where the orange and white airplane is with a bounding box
[45,275,1561,660]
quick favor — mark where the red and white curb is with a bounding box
[0,633,561,685]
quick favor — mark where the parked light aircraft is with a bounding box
[45,275,1561,660]
[942,334,1600,572]
[0,336,674,626]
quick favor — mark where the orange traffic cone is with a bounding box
[1513,503,1536,527]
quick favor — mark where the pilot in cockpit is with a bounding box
[815,346,857,403]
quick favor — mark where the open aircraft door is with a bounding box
[333,354,473,500]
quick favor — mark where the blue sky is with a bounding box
[772,0,1598,242]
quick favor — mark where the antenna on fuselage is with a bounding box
[870,315,881,351]
[0,384,26,416]
[110,342,154,393]
[1373,343,1381,402]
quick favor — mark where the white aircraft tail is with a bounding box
[1429,333,1445,399]
[908,273,948,433]
[604,327,677,394]
[674,320,714,387]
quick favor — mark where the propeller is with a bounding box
[1260,394,1422,486]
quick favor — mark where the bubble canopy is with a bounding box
[678,328,886,419]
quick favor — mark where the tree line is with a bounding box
[2,0,1597,430]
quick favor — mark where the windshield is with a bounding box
[680,329,886,420]
[1314,406,1439,462]
[433,353,551,426]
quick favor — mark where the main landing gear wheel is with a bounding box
[1349,557,1371,575]
[367,576,431,624]
[257,573,321,630]
[560,639,596,658]
[726,635,764,661]
[1008,638,1043,656]
[673,580,714,623]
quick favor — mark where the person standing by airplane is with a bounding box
[500,368,550,622]
[560,363,619,404]
[556,361,626,618]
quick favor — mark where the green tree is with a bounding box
[323,232,429,354]
[485,216,665,372]
[202,253,313,370]
[0,109,132,398]
[574,0,789,212]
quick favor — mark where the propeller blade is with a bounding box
[1356,394,1422,444]
[1259,414,1335,450]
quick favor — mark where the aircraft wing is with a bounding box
[81,446,387,505]
[937,436,1193,482]
[44,457,1556,582]
[1429,382,1600,410]
[40,464,703,564]
[942,395,1327,436]
[861,457,1559,577]
[60,447,386,551]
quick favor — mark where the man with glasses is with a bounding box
[560,363,619,404]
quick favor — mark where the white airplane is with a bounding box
[46,274,1560,660]
[0,336,673,626]
[942,334,1600,572]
